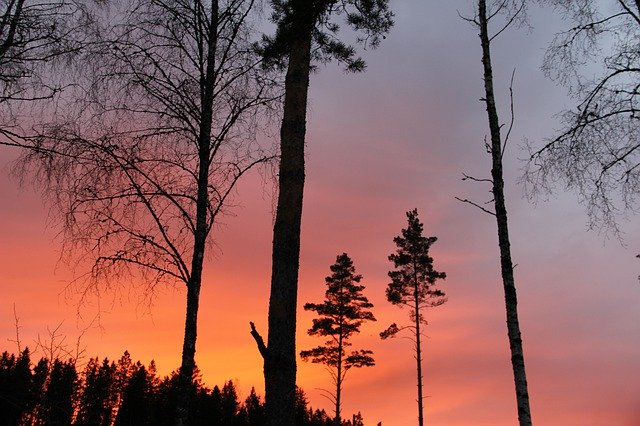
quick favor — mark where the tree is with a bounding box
[115,362,154,426]
[76,357,118,426]
[379,209,446,426]
[300,253,375,426]
[237,387,265,426]
[41,358,78,425]
[0,349,33,425]
[459,1,533,424]
[524,0,640,234]
[27,356,49,424]
[220,380,241,425]
[7,1,277,423]
[248,3,393,424]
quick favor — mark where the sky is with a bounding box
[1,1,640,425]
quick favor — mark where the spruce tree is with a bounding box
[300,253,376,426]
[380,209,446,426]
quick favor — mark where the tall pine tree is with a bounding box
[250,4,393,423]
[380,209,446,426]
[300,253,376,426]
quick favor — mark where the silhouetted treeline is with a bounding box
[0,348,366,426]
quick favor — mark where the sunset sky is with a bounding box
[2,1,640,425]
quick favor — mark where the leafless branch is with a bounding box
[455,196,497,216]
[8,303,22,353]
[249,321,267,359]
[502,68,516,160]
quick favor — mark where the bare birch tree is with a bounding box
[5,1,278,423]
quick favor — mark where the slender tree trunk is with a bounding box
[335,332,343,426]
[414,278,424,426]
[175,2,218,424]
[477,1,532,425]
[264,3,314,425]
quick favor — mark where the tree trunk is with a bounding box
[478,1,532,425]
[175,2,218,424]
[264,3,314,425]
[335,332,343,426]
[414,278,424,426]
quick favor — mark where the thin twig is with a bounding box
[502,68,516,160]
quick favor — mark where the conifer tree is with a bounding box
[380,209,446,426]
[221,380,241,425]
[42,358,77,425]
[115,362,153,425]
[76,357,117,426]
[237,387,265,426]
[300,253,376,426]
[0,349,33,425]
[249,3,393,423]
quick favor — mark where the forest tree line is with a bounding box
[0,348,367,426]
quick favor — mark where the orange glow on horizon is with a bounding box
[3,2,640,424]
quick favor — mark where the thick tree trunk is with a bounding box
[175,2,218,424]
[414,282,424,426]
[478,1,532,425]
[264,3,314,425]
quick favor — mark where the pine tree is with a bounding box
[300,253,376,426]
[250,4,393,423]
[380,209,446,426]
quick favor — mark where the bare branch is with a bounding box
[249,321,268,359]
[8,303,22,353]
[462,172,493,184]
[455,196,497,216]
[502,68,516,159]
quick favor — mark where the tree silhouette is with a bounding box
[0,349,33,425]
[220,380,241,425]
[237,387,265,425]
[0,347,374,425]
[76,357,117,426]
[460,1,533,423]
[249,3,393,423]
[525,0,640,233]
[41,358,77,425]
[300,253,376,426]
[380,209,446,426]
[115,362,154,425]
[7,1,277,423]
